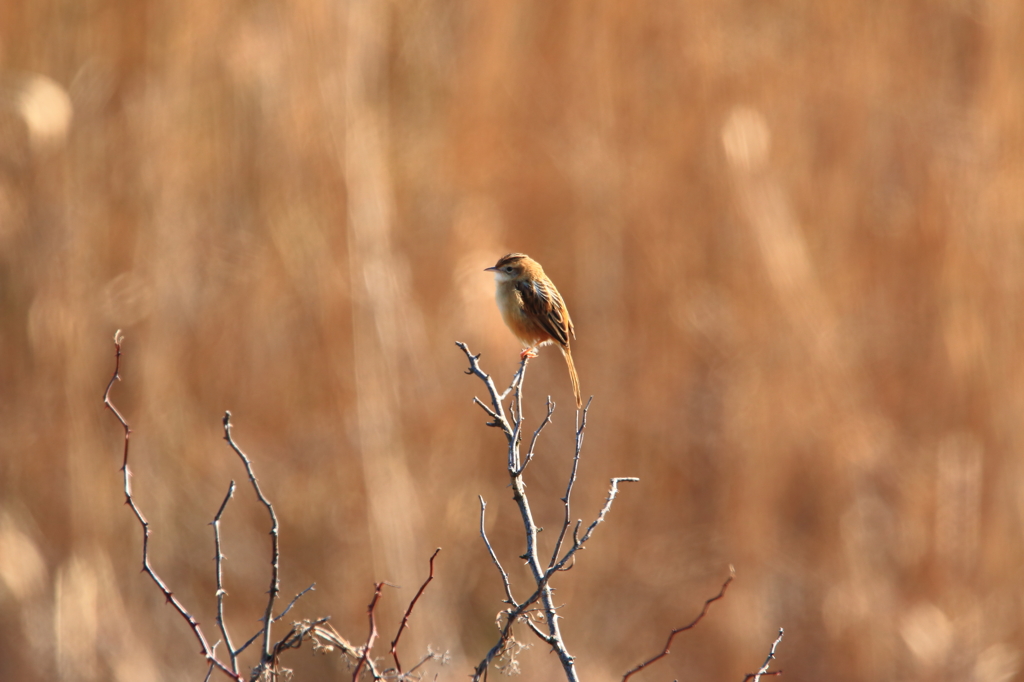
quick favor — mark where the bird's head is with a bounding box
[485,253,540,283]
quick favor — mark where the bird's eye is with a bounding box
[505,266,514,273]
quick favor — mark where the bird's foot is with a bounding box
[520,348,539,359]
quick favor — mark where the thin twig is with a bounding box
[235,629,263,659]
[234,584,317,663]
[549,398,591,569]
[457,343,513,437]
[275,583,316,623]
[472,397,503,427]
[499,359,528,403]
[524,617,557,645]
[102,331,241,681]
[479,497,515,605]
[222,411,281,668]
[390,548,442,672]
[508,356,530,469]
[743,628,784,682]
[470,611,519,681]
[212,480,239,674]
[515,396,555,476]
[622,569,736,681]
[407,648,445,674]
[549,477,640,574]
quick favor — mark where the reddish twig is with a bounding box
[390,548,441,672]
[102,331,241,681]
[622,569,736,681]
[353,582,385,681]
[743,628,784,682]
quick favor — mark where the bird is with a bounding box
[485,253,582,409]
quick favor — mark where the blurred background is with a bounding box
[1,1,1023,680]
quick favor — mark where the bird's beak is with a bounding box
[484,266,498,272]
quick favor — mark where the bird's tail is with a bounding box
[562,347,583,410]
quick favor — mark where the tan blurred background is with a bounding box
[1,1,1023,680]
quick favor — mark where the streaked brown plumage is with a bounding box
[485,253,582,409]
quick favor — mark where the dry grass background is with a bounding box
[1,1,1023,680]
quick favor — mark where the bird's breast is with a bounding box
[495,283,547,347]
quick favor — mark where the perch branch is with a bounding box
[459,342,637,682]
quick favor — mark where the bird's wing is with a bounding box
[516,278,571,347]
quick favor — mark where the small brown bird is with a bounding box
[485,253,582,409]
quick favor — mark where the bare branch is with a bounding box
[103,332,241,681]
[235,629,263,660]
[549,477,640,575]
[222,411,281,668]
[743,628,784,682]
[106,335,439,681]
[275,583,316,623]
[407,648,447,674]
[524,616,557,645]
[549,398,591,569]
[456,342,513,437]
[459,342,637,682]
[472,396,503,426]
[515,395,555,476]
[470,611,518,682]
[391,548,442,672]
[212,480,239,675]
[479,497,515,605]
[622,569,735,681]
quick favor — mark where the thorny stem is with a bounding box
[390,548,442,672]
[222,411,281,673]
[352,583,385,681]
[103,331,242,681]
[213,481,239,675]
[479,497,515,605]
[107,333,432,681]
[275,583,316,624]
[744,628,785,682]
